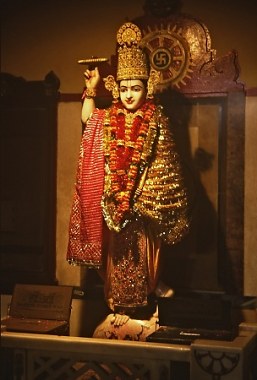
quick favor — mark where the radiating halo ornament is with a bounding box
[140,24,193,89]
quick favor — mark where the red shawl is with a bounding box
[67,109,105,267]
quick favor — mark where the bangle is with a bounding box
[82,88,97,99]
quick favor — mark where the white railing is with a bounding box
[1,328,256,380]
[1,332,190,379]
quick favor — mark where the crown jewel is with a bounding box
[116,22,149,81]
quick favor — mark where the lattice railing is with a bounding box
[3,330,256,380]
[3,333,190,380]
[27,351,170,379]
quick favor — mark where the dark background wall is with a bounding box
[1,0,257,92]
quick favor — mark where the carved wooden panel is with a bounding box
[0,72,60,293]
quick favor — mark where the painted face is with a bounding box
[119,79,146,111]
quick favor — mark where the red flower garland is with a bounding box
[106,100,156,225]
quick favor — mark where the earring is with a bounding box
[103,75,119,102]
[147,69,160,99]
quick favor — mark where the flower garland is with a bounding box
[104,100,157,228]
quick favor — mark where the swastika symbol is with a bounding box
[152,50,171,69]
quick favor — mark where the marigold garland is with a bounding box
[104,100,157,227]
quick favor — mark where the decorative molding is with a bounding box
[194,349,240,379]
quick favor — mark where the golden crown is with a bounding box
[116,22,149,81]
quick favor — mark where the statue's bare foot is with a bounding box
[110,313,130,327]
